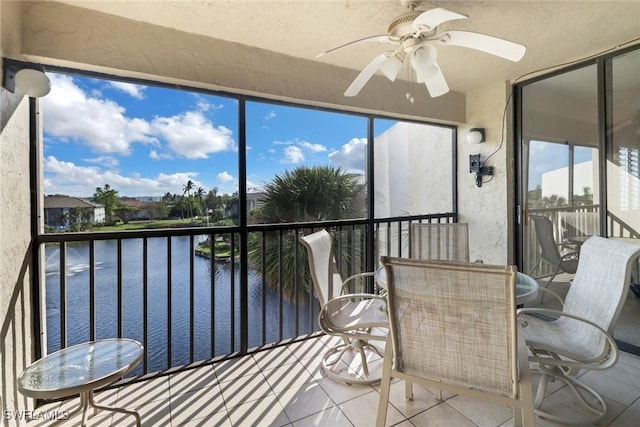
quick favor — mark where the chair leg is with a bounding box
[532,367,608,425]
[376,345,393,427]
[322,339,384,385]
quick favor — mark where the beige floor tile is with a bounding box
[385,381,440,419]
[252,345,297,371]
[291,406,352,427]
[169,366,217,395]
[579,369,640,406]
[218,370,274,408]
[226,394,290,427]
[263,360,316,393]
[609,399,640,427]
[446,393,514,427]
[172,410,232,427]
[213,355,261,383]
[409,403,476,427]
[170,384,225,426]
[340,388,405,427]
[287,337,328,362]
[110,398,171,427]
[315,376,376,405]
[276,382,335,423]
[116,377,171,407]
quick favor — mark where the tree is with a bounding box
[182,180,195,218]
[249,165,363,298]
[93,184,119,225]
[260,165,363,222]
[114,205,139,224]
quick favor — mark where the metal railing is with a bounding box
[38,213,457,377]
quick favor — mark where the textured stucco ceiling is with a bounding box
[60,0,640,95]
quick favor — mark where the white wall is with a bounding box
[458,82,514,264]
[1,1,37,421]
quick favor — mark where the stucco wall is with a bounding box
[458,81,514,265]
[1,92,35,423]
[1,1,36,423]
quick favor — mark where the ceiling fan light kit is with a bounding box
[318,6,526,99]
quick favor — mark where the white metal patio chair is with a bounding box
[518,236,640,424]
[300,229,388,385]
[377,257,535,427]
[410,222,469,261]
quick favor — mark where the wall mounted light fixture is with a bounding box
[467,127,486,144]
[2,59,51,98]
[469,154,493,187]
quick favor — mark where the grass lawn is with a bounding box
[93,218,207,232]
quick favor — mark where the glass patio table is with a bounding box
[376,267,538,306]
[18,338,143,427]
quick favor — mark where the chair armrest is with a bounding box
[517,307,618,368]
[341,271,382,294]
[319,294,388,338]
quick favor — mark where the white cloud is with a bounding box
[108,81,146,99]
[149,150,173,160]
[265,111,276,120]
[299,141,327,153]
[152,111,236,159]
[328,137,367,173]
[281,146,304,164]
[217,171,234,183]
[43,156,201,197]
[273,138,327,163]
[43,74,156,155]
[44,73,236,160]
[82,156,119,168]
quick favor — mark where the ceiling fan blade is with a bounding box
[412,7,467,32]
[379,54,403,82]
[439,30,526,62]
[424,66,449,97]
[316,35,397,58]
[344,54,390,97]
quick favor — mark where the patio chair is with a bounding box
[410,222,469,261]
[300,229,389,385]
[377,257,535,427]
[518,236,640,424]
[529,215,578,299]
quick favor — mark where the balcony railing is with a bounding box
[526,205,639,278]
[37,213,457,378]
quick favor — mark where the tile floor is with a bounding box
[31,333,640,427]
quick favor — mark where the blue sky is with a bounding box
[42,73,392,198]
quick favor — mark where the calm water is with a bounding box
[44,236,318,374]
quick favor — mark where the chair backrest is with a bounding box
[410,223,469,261]
[299,229,343,307]
[381,256,518,398]
[530,215,562,265]
[563,236,640,351]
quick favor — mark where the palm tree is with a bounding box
[249,165,363,298]
[182,180,195,218]
[195,187,206,216]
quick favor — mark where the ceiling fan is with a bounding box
[317,5,526,98]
